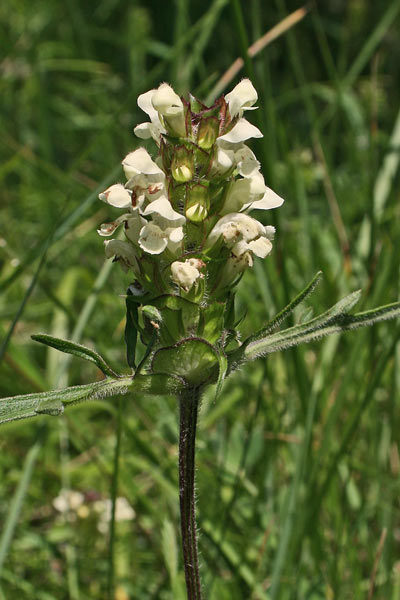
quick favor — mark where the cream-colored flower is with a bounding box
[151,83,186,138]
[53,490,84,513]
[207,213,263,245]
[206,213,273,260]
[171,258,204,291]
[104,239,139,272]
[142,196,186,226]
[122,148,166,208]
[134,89,166,143]
[124,211,147,245]
[234,144,260,177]
[210,144,235,177]
[97,213,131,237]
[122,148,165,180]
[139,220,183,255]
[222,173,266,214]
[219,118,263,143]
[243,186,284,212]
[225,79,258,118]
[99,184,132,209]
[152,83,184,118]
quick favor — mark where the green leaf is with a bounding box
[252,270,323,337]
[0,373,184,426]
[125,293,139,369]
[197,301,226,343]
[152,337,219,386]
[244,300,400,361]
[31,334,118,377]
[231,287,361,370]
[215,348,228,400]
[0,377,133,425]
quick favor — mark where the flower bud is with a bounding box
[185,184,210,222]
[142,305,163,323]
[171,146,194,183]
[197,116,219,150]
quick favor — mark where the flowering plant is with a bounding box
[98,79,282,367]
[1,79,399,600]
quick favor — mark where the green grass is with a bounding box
[1,0,400,598]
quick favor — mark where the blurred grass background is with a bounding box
[1,0,400,598]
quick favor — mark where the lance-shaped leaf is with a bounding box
[0,377,131,425]
[240,288,362,358]
[255,270,323,337]
[31,334,118,377]
[0,373,184,426]
[243,300,400,361]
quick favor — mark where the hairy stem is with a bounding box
[179,386,202,600]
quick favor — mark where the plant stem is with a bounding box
[107,396,123,599]
[179,386,202,600]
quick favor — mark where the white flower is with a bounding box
[207,213,263,245]
[206,213,273,259]
[152,83,187,138]
[210,144,235,177]
[122,148,165,180]
[53,490,84,513]
[104,239,139,272]
[139,220,183,255]
[142,196,186,225]
[134,89,166,143]
[102,497,135,523]
[243,186,284,212]
[136,83,186,139]
[124,211,147,245]
[222,173,266,214]
[225,79,258,118]
[171,258,204,291]
[122,148,167,207]
[96,497,135,533]
[97,213,131,237]
[152,83,184,118]
[231,236,272,259]
[99,184,132,209]
[234,144,260,177]
[218,118,263,143]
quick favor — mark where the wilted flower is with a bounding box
[171,258,204,291]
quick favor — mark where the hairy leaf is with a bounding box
[244,300,400,360]
[31,334,118,377]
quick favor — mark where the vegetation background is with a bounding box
[1,0,400,598]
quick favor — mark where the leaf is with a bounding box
[31,334,118,377]
[125,292,139,369]
[198,301,226,343]
[243,300,400,361]
[0,377,133,425]
[215,348,228,400]
[247,271,323,341]
[231,287,361,370]
[152,338,219,386]
[0,373,184,426]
